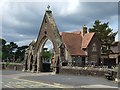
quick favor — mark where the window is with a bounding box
[72,56,82,66]
[92,43,97,52]
[91,55,97,61]
[91,55,97,65]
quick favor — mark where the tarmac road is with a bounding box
[1,70,119,89]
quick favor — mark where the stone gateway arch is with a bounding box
[23,9,65,73]
[23,7,102,74]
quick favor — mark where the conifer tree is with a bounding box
[89,20,118,53]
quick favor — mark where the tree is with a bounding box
[0,38,6,58]
[7,42,18,61]
[0,51,2,59]
[89,20,118,53]
[1,38,28,63]
[15,45,28,62]
[0,38,6,46]
[2,41,18,62]
[0,38,7,60]
[42,48,53,62]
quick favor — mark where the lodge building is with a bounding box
[60,26,101,66]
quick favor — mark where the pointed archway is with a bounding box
[29,9,65,73]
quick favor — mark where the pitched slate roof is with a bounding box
[61,32,86,56]
[82,33,95,49]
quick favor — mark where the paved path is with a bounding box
[20,73,118,88]
[2,70,66,88]
[1,70,119,89]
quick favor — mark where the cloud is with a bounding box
[15,39,33,46]
[44,40,53,50]
[1,1,118,47]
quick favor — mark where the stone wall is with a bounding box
[0,62,23,71]
[60,66,108,77]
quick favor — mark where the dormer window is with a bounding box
[92,43,97,52]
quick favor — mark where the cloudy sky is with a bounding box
[1,0,119,47]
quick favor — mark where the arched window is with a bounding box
[92,43,97,52]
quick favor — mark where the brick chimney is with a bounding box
[81,25,87,37]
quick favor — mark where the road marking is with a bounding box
[4,84,14,88]
[53,83,61,86]
[14,85,24,88]
[80,84,118,88]
[13,78,66,88]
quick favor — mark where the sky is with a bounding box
[1,0,119,47]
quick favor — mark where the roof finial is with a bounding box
[83,24,86,27]
[47,5,50,10]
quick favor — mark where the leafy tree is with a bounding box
[0,38,6,46]
[0,38,6,58]
[89,20,118,53]
[9,42,18,50]
[42,48,53,62]
[1,41,18,61]
[0,38,7,60]
[1,38,28,63]
[0,50,2,59]
[15,45,28,62]
[6,42,18,61]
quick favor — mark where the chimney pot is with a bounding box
[81,25,87,37]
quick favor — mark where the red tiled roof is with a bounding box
[61,32,86,56]
[82,33,95,48]
[72,31,81,34]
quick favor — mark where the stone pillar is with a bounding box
[37,52,40,73]
[27,55,31,72]
[22,57,28,71]
[53,54,57,73]
[56,56,60,74]
[116,55,119,65]
[59,55,62,73]
[31,55,36,73]
[53,54,60,74]
[22,50,28,72]
[59,46,65,73]
[40,56,43,72]
[37,53,40,73]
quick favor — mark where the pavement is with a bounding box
[2,70,64,88]
[1,70,119,89]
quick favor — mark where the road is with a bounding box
[1,70,119,89]
[2,70,64,88]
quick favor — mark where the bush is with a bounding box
[0,51,2,59]
[6,62,10,66]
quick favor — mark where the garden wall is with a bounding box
[0,62,23,71]
[60,66,108,77]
